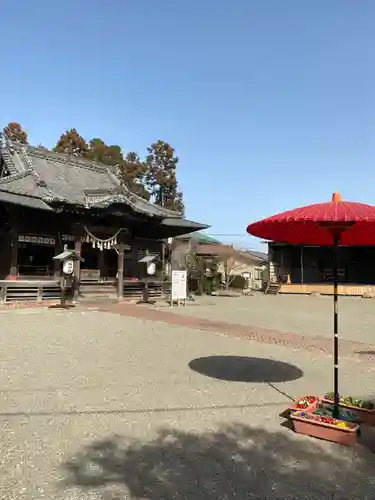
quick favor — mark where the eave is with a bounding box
[0,190,53,211]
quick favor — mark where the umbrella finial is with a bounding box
[332,192,341,202]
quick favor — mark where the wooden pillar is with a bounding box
[9,230,19,279]
[54,233,63,279]
[74,238,82,279]
[117,241,124,299]
[131,238,139,278]
[300,246,304,285]
[99,250,106,281]
[73,237,82,301]
[1,207,18,279]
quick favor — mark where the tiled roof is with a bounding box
[244,250,268,261]
[176,231,221,244]
[0,140,184,218]
[0,190,53,211]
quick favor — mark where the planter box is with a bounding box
[321,398,375,426]
[287,397,319,415]
[291,411,359,446]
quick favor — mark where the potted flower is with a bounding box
[287,395,319,414]
[322,392,375,426]
[291,409,359,445]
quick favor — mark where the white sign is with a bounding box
[63,259,74,275]
[172,270,187,301]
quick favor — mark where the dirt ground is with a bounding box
[1,300,375,499]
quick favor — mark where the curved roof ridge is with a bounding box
[0,170,33,184]
[105,167,181,217]
[10,142,113,174]
[0,134,21,175]
[105,168,148,206]
[20,145,43,185]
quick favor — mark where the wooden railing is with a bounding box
[0,279,171,304]
[0,280,61,304]
[17,265,54,276]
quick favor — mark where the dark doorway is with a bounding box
[18,242,55,276]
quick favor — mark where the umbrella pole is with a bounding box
[333,234,339,419]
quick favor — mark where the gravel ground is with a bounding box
[155,293,375,345]
[1,307,375,499]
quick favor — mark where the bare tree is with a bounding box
[170,241,190,271]
[198,244,243,290]
[170,240,205,294]
[221,246,244,289]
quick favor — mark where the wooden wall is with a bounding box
[279,283,375,296]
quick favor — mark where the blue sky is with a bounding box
[1,1,374,249]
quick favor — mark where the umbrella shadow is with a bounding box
[188,356,303,384]
[356,350,375,357]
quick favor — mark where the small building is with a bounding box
[176,232,221,246]
[213,248,268,290]
[0,138,208,302]
[268,242,375,296]
[174,232,267,290]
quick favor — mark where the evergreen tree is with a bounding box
[53,129,88,156]
[3,122,28,144]
[119,152,149,200]
[86,138,107,162]
[145,140,185,214]
[86,139,123,166]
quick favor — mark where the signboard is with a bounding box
[171,270,187,302]
[18,234,75,246]
[323,268,345,282]
[19,235,55,246]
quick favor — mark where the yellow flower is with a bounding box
[336,422,349,428]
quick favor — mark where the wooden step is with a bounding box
[265,282,281,295]
[79,282,165,301]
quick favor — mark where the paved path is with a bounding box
[1,305,375,498]
[152,293,375,345]
[98,299,375,361]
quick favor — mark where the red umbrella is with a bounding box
[247,192,375,418]
[247,192,375,246]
